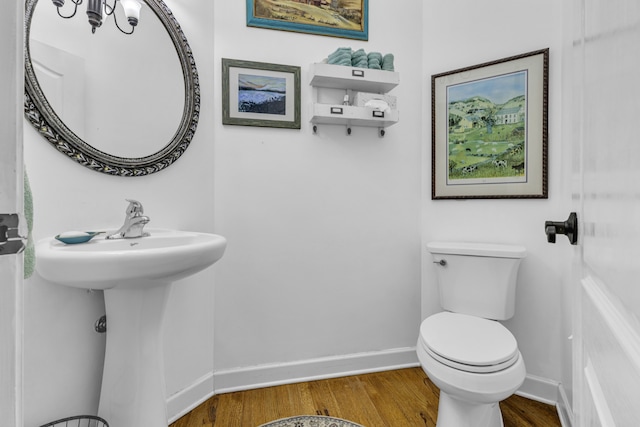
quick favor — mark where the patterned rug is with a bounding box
[259,415,364,427]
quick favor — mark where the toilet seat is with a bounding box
[420,312,519,374]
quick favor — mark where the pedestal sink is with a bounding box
[36,229,227,427]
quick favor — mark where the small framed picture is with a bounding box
[222,58,301,129]
[246,0,368,41]
[432,49,549,199]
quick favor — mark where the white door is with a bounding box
[0,1,24,426]
[572,0,640,425]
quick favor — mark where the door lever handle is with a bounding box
[545,212,578,245]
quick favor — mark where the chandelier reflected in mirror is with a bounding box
[52,0,143,34]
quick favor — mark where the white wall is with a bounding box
[212,0,424,382]
[23,1,216,425]
[421,0,568,398]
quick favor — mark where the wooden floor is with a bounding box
[170,368,561,427]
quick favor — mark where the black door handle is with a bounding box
[545,212,578,245]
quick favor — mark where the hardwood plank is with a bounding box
[324,376,386,426]
[307,376,341,416]
[241,386,278,426]
[170,368,561,427]
[212,391,244,427]
[360,370,433,426]
[388,368,438,426]
[501,394,562,427]
[172,394,216,427]
[294,382,316,415]
[271,382,307,419]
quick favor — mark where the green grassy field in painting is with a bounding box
[255,0,363,30]
[448,123,526,179]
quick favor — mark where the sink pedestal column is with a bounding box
[98,283,172,427]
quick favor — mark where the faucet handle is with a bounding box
[125,199,144,215]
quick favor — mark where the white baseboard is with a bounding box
[516,373,572,427]
[213,347,420,394]
[556,383,574,427]
[515,373,560,405]
[166,372,215,424]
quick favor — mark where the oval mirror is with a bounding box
[24,0,200,176]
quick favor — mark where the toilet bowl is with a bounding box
[419,242,527,427]
[417,312,526,427]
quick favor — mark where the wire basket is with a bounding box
[39,415,109,427]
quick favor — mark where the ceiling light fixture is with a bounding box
[52,0,143,35]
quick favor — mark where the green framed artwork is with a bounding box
[222,58,301,129]
[432,49,549,199]
[246,0,368,41]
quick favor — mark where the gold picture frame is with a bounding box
[432,49,549,199]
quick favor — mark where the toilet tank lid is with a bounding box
[427,241,527,258]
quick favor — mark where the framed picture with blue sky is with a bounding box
[431,49,549,199]
[246,0,368,41]
[222,58,301,129]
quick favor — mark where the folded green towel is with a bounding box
[326,49,394,71]
[24,170,35,279]
[328,52,352,64]
[382,53,395,71]
[328,47,352,61]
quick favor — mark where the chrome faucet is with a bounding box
[106,199,150,239]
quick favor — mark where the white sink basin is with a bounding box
[36,228,227,289]
[35,228,227,427]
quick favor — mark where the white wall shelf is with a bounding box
[310,63,399,93]
[309,63,399,136]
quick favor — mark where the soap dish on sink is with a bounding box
[55,231,104,245]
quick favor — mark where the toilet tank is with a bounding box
[427,242,526,320]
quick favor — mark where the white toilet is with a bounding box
[417,241,527,427]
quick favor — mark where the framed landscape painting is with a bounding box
[432,49,549,199]
[222,58,301,129]
[246,0,368,41]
